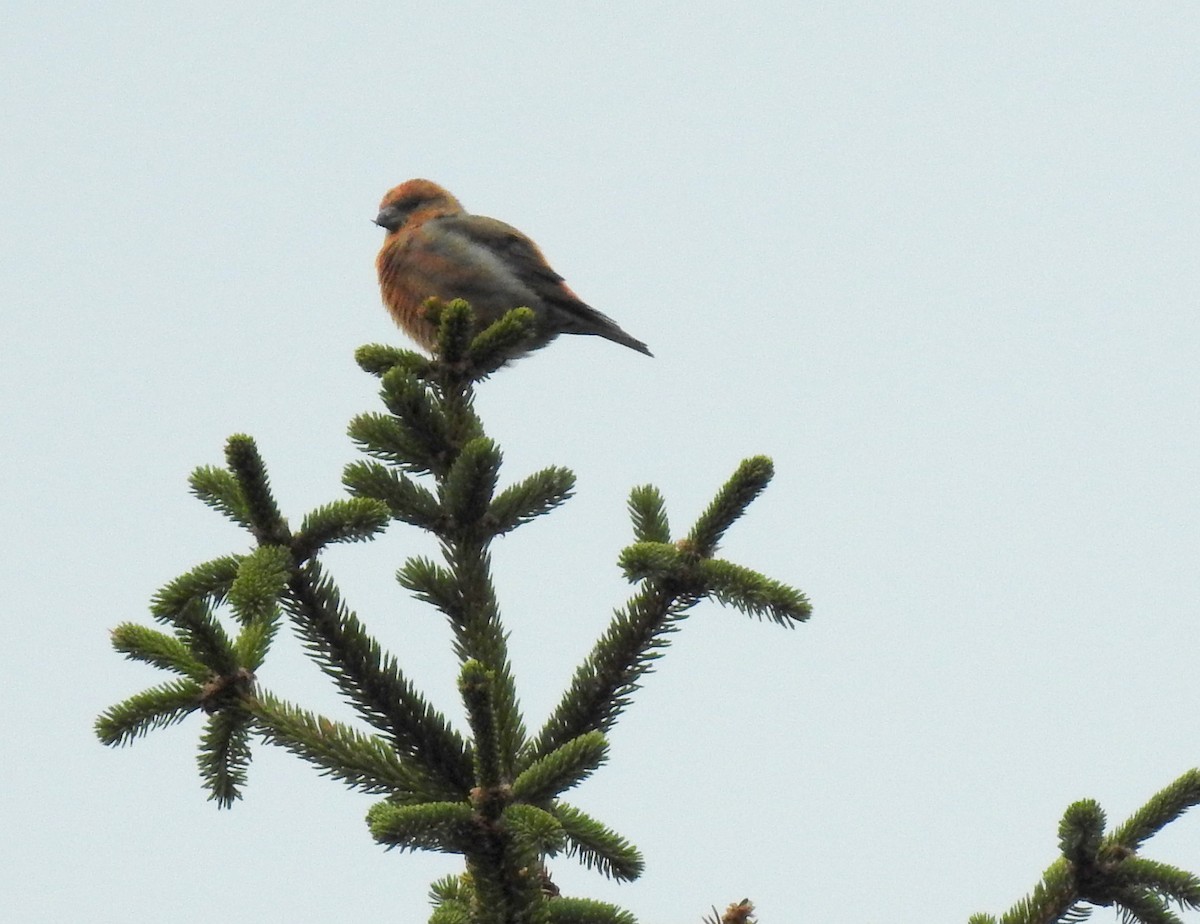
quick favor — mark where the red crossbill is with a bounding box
[374,179,652,359]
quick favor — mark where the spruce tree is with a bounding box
[97,302,1200,924]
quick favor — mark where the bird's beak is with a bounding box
[374,206,402,231]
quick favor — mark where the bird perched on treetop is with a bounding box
[374,179,652,359]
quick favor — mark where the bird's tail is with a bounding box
[565,303,653,356]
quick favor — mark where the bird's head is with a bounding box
[374,179,464,232]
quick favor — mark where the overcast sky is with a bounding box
[3,4,1198,922]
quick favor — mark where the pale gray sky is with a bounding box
[3,4,1198,922]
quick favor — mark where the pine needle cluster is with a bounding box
[96,301,810,924]
[95,303,1200,923]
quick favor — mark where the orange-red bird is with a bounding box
[374,179,651,358]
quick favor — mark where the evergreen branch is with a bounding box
[418,297,448,331]
[425,355,484,451]
[441,541,528,773]
[283,561,473,792]
[109,623,208,681]
[617,541,684,582]
[627,484,670,544]
[398,556,460,615]
[197,666,256,715]
[248,691,460,800]
[227,547,287,679]
[464,819,545,924]
[430,904,472,924]
[512,732,608,804]
[982,773,1200,924]
[293,498,391,559]
[1113,889,1177,924]
[103,299,805,924]
[488,466,576,537]
[468,307,537,378]
[228,544,291,626]
[380,364,446,433]
[197,708,253,808]
[430,907,471,924]
[460,660,502,791]
[355,343,432,379]
[436,299,477,365]
[685,456,774,557]
[1115,859,1200,912]
[1061,905,1094,924]
[442,438,502,528]
[504,804,567,854]
[173,598,239,676]
[233,619,278,673]
[551,802,644,882]
[189,465,249,528]
[366,800,477,853]
[530,583,686,761]
[374,302,529,785]
[1060,799,1106,866]
[996,858,1077,924]
[150,556,241,622]
[430,873,471,907]
[429,873,470,912]
[95,679,203,746]
[429,874,473,924]
[377,364,455,473]
[1110,770,1200,851]
[343,459,443,530]
[544,897,638,924]
[697,558,812,626]
[224,435,289,544]
[348,411,448,477]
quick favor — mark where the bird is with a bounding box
[374,179,652,359]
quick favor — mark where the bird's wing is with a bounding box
[435,214,568,291]
[429,214,651,356]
